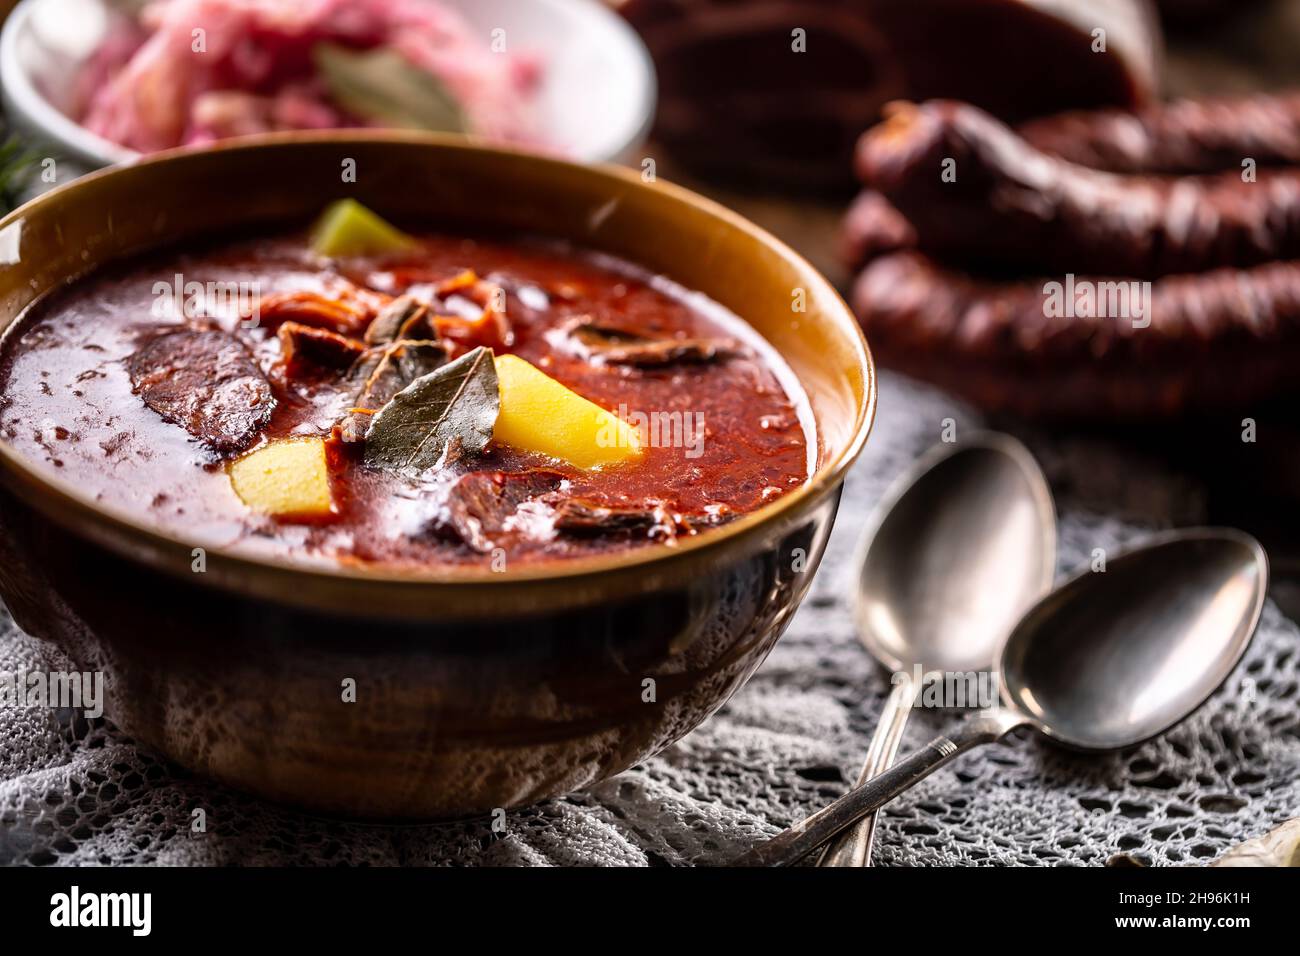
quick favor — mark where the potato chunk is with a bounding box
[310,199,414,257]
[493,354,642,469]
[229,438,335,518]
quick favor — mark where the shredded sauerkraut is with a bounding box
[76,0,545,152]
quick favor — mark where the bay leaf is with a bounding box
[365,296,429,346]
[314,43,467,134]
[338,338,447,443]
[386,339,447,388]
[364,346,498,474]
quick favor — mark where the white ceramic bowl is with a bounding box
[0,0,656,167]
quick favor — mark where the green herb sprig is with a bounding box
[0,136,41,213]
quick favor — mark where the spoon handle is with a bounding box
[729,709,1025,867]
[817,671,918,867]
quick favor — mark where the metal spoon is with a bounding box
[735,528,1268,866]
[818,434,1056,867]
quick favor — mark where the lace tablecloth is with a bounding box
[1,370,1298,866]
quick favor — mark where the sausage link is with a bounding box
[850,251,1300,418]
[840,190,916,271]
[1018,90,1300,174]
[856,99,1300,279]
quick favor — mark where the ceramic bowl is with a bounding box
[0,132,874,817]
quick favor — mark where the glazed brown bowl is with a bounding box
[0,133,874,819]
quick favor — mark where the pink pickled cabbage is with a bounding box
[77,0,545,152]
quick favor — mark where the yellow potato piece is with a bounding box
[494,354,642,469]
[310,199,414,257]
[229,438,335,518]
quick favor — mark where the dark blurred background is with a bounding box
[619,0,1300,614]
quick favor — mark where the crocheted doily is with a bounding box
[2,371,1298,865]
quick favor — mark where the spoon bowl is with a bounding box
[855,433,1056,675]
[1002,529,1268,751]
